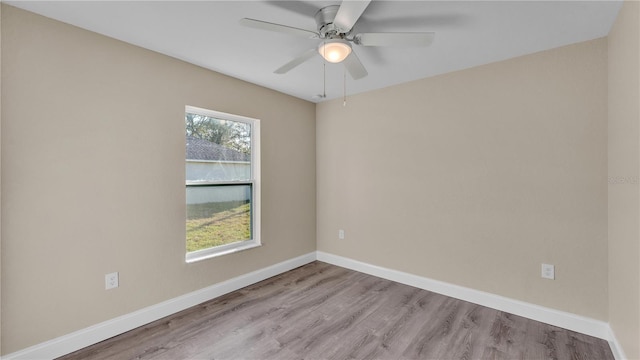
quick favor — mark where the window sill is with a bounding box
[185,240,261,263]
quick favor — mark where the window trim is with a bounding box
[185,105,261,263]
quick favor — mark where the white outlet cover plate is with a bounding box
[541,264,555,280]
[105,272,119,290]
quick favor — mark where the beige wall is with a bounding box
[608,1,640,359]
[317,38,608,320]
[0,5,316,354]
[0,3,3,357]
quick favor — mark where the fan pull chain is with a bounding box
[343,67,347,107]
[322,41,327,99]
[323,58,326,98]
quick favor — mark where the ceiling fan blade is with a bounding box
[355,32,435,47]
[334,0,372,33]
[343,51,368,80]
[240,18,319,39]
[274,49,318,74]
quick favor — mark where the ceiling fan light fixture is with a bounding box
[318,41,352,63]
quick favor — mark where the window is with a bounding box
[185,106,260,262]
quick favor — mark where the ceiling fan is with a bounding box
[240,0,435,80]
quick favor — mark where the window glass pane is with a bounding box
[184,107,259,261]
[185,113,251,182]
[186,184,252,252]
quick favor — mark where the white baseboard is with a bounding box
[4,251,628,360]
[2,252,317,360]
[316,252,614,342]
[607,326,628,360]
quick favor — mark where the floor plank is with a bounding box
[57,261,614,360]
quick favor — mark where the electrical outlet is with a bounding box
[338,229,345,240]
[541,264,555,280]
[105,272,119,290]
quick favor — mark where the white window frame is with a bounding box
[185,105,261,263]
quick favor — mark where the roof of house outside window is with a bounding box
[186,136,250,162]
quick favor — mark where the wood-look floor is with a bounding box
[58,261,614,360]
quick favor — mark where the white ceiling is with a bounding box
[7,1,622,103]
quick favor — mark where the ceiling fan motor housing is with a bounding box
[315,5,344,39]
